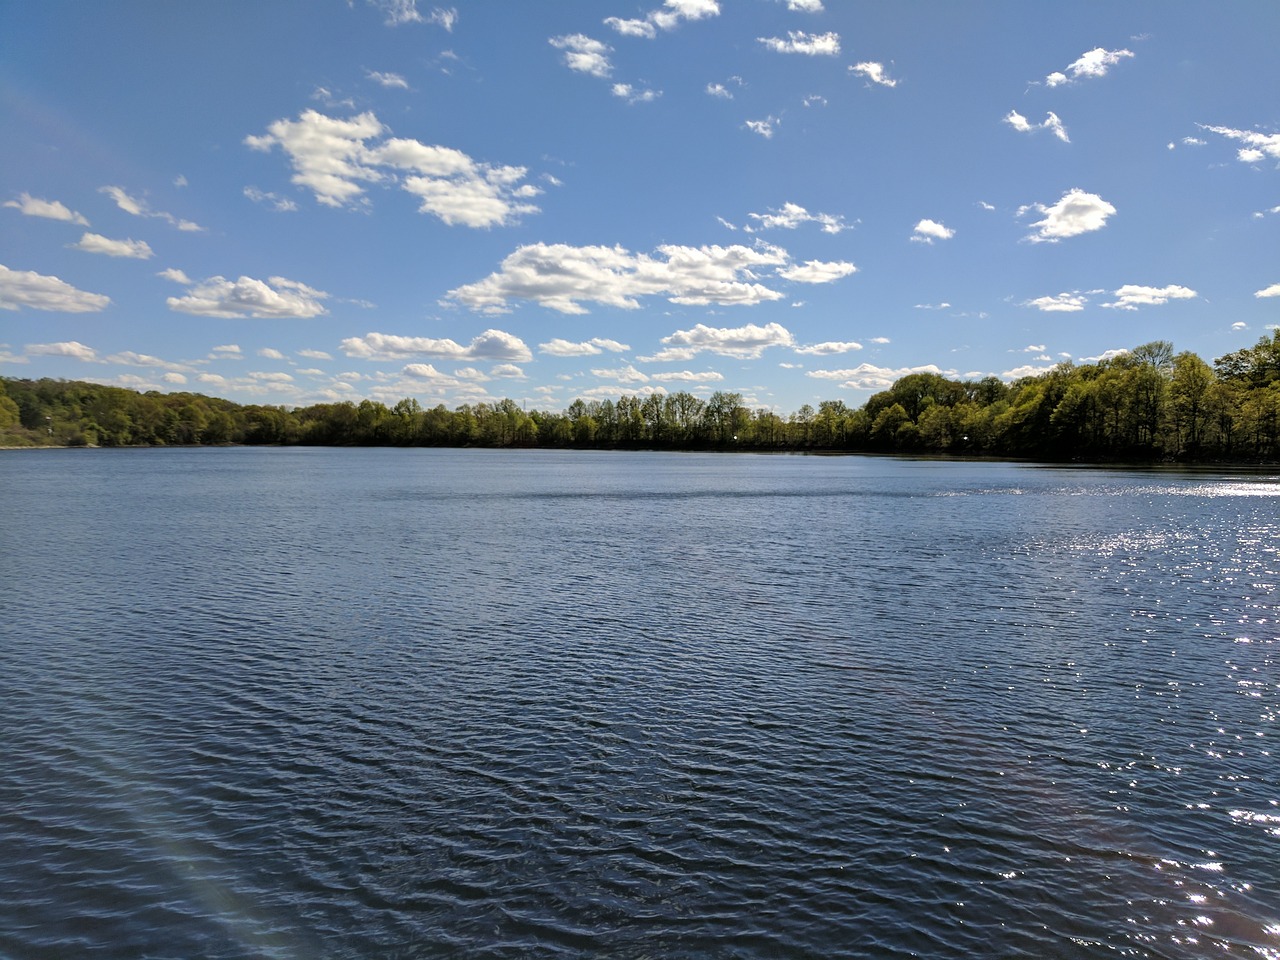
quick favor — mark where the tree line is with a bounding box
[3,334,1279,461]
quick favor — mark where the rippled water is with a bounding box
[1,448,1277,959]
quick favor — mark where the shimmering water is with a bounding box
[1,447,1277,959]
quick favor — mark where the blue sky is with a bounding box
[2,1,1278,413]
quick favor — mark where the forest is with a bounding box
[3,335,1279,462]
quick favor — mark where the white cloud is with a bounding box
[758,31,840,56]
[1004,110,1069,143]
[99,185,203,231]
[869,337,890,345]
[538,337,630,357]
[706,82,732,98]
[157,267,192,284]
[747,201,849,233]
[246,109,538,227]
[978,201,996,211]
[1256,283,1280,298]
[1199,124,1280,165]
[367,70,409,89]
[1022,344,1047,353]
[69,232,154,259]
[163,372,187,384]
[1102,284,1198,310]
[1002,363,1058,379]
[591,364,650,383]
[366,0,453,28]
[1044,47,1134,86]
[4,192,89,225]
[914,302,951,310]
[794,341,862,355]
[490,363,526,378]
[606,0,718,37]
[777,259,857,283]
[167,275,329,318]
[105,351,193,372]
[248,371,294,383]
[210,344,241,358]
[244,186,299,212]
[0,264,110,313]
[1232,322,1248,330]
[849,62,896,87]
[604,17,657,39]
[786,0,823,11]
[428,7,457,30]
[807,363,951,390]
[657,321,795,359]
[911,219,955,243]
[447,241,850,315]
[549,34,613,77]
[1024,292,1087,312]
[26,340,99,361]
[612,83,660,104]
[298,348,333,360]
[340,329,532,362]
[651,369,724,382]
[745,117,779,139]
[1019,188,1116,242]
[258,347,286,359]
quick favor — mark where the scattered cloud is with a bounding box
[1232,322,1248,330]
[0,264,110,313]
[786,0,824,11]
[869,337,890,345]
[549,34,613,77]
[244,186,299,212]
[4,192,89,225]
[1102,284,1198,310]
[747,201,849,234]
[538,337,630,357]
[298,348,333,360]
[367,70,409,89]
[1002,363,1058,379]
[447,241,854,315]
[794,341,862,355]
[655,321,795,359]
[1198,124,1280,165]
[100,185,203,232]
[427,7,457,30]
[25,340,100,361]
[1004,110,1069,143]
[914,302,951,310]
[650,369,725,382]
[340,329,532,362]
[210,344,241,359]
[745,117,779,138]
[167,275,329,318]
[157,267,192,284]
[490,363,525,378]
[257,347,286,359]
[807,363,952,391]
[849,62,897,87]
[1255,282,1280,298]
[613,83,660,104]
[69,232,154,259]
[246,109,539,227]
[605,0,719,38]
[1024,292,1087,312]
[911,219,955,243]
[105,350,194,372]
[366,1,455,28]
[706,82,732,98]
[591,363,650,383]
[1019,188,1115,242]
[1044,47,1134,86]
[758,31,840,56]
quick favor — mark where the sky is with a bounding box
[2,0,1278,414]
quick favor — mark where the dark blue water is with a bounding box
[1,448,1277,958]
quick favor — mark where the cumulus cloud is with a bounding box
[447,241,853,315]
[745,117,779,139]
[911,219,955,243]
[244,186,299,212]
[1044,47,1134,86]
[549,34,613,77]
[1004,110,1069,143]
[650,369,724,382]
[105,351,194,372]
[99,185,203,231]
[245,109,538,227]
[747,201,849,234]
[605,0,719,37]
[1024,292,1087,312]
[794,341,862,355]
[777,260,857,283]
[340,329,532,362]
[849,62,896,87]
[367,70,409,89]
[0,265,110,313]
[1199,124,1280,165]
[591,364,650,383]
[157,267,192,284]
[613,83,660,104]
[69,232,154,259]
[167,275,329,318]
[1256,283,1280,298]
[4,192,89,225]
[758,31,840,56]
[1002,363,1058,380]
[656,321,795,359]
[298,348,333,360]
[538,337,630,356]
[1102,284,1198,310]
[1019,188,1115,242]
[807,363,952,391]
[786,0,824,11]
[26,340,99,361]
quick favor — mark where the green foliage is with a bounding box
[5,339,1280,460]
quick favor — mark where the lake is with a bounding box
[1,447,1277,958]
